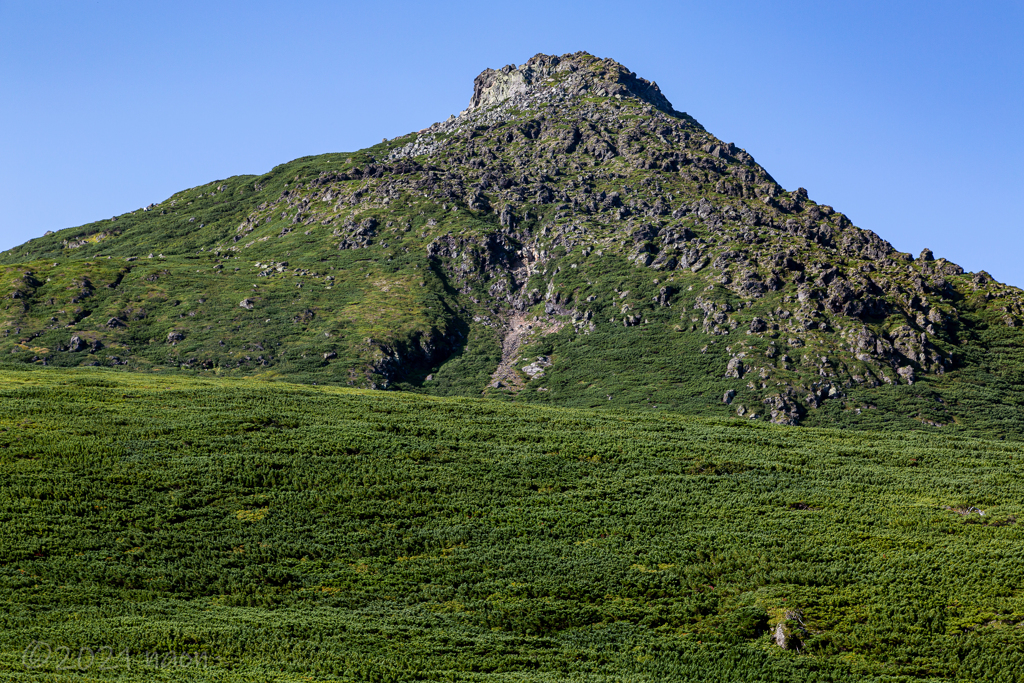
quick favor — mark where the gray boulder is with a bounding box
[522,356,552,379]
[897,366,915,384]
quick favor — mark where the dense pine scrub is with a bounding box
[2,367,1023,681]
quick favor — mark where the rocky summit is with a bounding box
[3,51,1024,437]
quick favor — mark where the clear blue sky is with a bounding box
[2,1,1022,284]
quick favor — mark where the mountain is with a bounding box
[4,51,1024,437]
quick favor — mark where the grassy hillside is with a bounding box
[2,367,1023,681]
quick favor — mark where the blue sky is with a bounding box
[2,1,1022,284]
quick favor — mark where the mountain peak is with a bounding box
[468,51,676,115]
[5,51,1024,439]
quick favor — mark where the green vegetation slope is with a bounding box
[2,367,1024,681]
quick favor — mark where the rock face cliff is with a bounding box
[468,52,675,114]
[3,51,1024,437]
